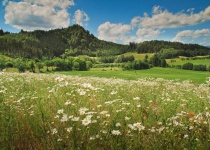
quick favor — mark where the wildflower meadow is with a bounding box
[0,71,210,149]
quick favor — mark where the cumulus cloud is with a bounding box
[131,16,141,28]
[136,28,160,39]
[2,0,9,6]
[97,22,132,43]
[173,29,210,41]
[23,0,74,9]
[187,8,195,14]
[98,5,210,44]
[4,0,75,31]
[97,21,161,44]
[121,36,141,44]
[138,5,210,29]
[73,10,89,26]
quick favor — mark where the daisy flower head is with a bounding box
[133,97,140,101]
[111,130,121,136]
[115,122,121,127]
[79,107,89,115]
[60,114,69,122]
[82,117,91,126]
[57,109,64,114]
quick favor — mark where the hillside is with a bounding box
[136,40,210,57]
[0,25,127,59]
[0,26,209,59]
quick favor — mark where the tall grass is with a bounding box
[0,72,210,149]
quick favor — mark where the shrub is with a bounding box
[0,57,5,70]
[86,61,93,70]
[73,58,87,71]
[193,64,206,71]
[37,62,44,72]
[17,62,27,73]
[5,61,13,68]
[182,62,193,70]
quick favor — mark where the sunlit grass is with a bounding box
[5,66,210,84]
[121,52,154,60]
[167,57,210,66]
[59,67,209,84]
[0,71,210,149]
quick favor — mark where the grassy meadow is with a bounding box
[167,58,210,66]
[59,67,210,84]
[122,52,154,60]
[0,71,210,149]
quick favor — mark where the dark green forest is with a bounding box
[0,25,210,72]
[136,40,210,57]
[0,24,210,60]
[0,25,127,59]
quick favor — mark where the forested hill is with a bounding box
[0,25,209,59]
[0,25,127,59]
[136,40,210,56]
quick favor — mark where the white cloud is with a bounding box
[152,5,162,14]
[23,0,74,9]
[138,6,210,29]
[98,5,210,44]
[131,16,141,28]
[121,36,141,44]
[97,22,132,43]
[73,10,89,26]
[173,29,210,41]
[4,0,75,31]
[97,22,161,44]
[136,28,160,39]
[2,0,9,6]
[187,8,195,14]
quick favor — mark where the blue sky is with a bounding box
[1,0,210,46]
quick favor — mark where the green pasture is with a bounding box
[121,52,154,60]
[58,67,210,84]
[167,58,210,66]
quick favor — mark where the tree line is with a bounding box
[122,54,167,70]
[1,53,209,72]
[135,40,210,57]
[0,55,94,72]
[0,53,167,72]
[171,62,209,71]
[1,25,210,61]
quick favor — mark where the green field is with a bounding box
[167,58,210,66]
[58,67,210,84]
[121,52,154,60]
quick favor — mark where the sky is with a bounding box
[0,0,210,46]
